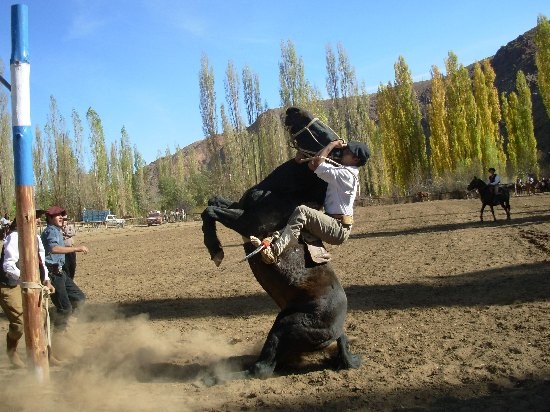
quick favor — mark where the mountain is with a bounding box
[144,26,549,204]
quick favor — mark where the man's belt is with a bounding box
[46,264,62,274]
[327,214,353,226]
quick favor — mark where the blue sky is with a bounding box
[1,1,549,165]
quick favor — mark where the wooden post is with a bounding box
[10,4,49,381]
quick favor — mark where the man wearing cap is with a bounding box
[41,206,88,329]
[252,139,369,264]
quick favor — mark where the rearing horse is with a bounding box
[467,177,511,221]
[200,107,361,382]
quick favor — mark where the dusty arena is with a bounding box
[1,194,549,411]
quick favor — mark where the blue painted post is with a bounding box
[10,4,49,380]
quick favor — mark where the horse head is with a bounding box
[284,107,343,160]
[467,176,484,191]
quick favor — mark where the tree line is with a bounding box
[199,16,549,201]
[1,16,549,219]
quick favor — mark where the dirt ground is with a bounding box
[1,194,549,411]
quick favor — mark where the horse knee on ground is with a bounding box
[334,335,362,370]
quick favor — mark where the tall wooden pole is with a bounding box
[10,4,49,381]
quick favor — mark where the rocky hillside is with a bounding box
[145,26,549,201]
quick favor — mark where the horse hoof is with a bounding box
[212,251,224,267]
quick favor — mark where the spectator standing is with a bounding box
[1,211,56,367]
[41,206,88,329]
[62,219,77,280]
[1,213,10,240]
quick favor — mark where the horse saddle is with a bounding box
[301,231,331,263]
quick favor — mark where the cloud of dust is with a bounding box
[0,305,258,412]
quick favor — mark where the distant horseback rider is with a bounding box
[487,167,500,196]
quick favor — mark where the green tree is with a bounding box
[535,14,550,117]
[0,66,14,215]
[199,54,223,192]
[242,65,263,126]
[132,147,147,213]
[119,126,134,216]
[428,65,452,180]
[71,109,87,214]
[86,107,109,209]
[472,61,505,172]
[502,71,539,178]
[445,52,472,168]
[44,96,79,216]
[108,141,121,213]
[279,40,311,107]
[32,126,48,208]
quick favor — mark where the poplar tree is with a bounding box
[224,61,244,132]
[279,40,311,108]
[325,44,342,133]
[0,71,14,214]
[242,65,262,127]
[503,71,539,178]
[132,147,148,213]
[377,82,400,191]
[108,141,121,213]
[473,60,505,172]
[199,54,222,192]
[32,126,48,208]
[444,52,475,168]
[45,96,79,215]
[71,109,86,214]
[338,43,357,139]
[428,65,452,179]
[119,126,134,216]
[535,14,550,117]
[501,93,518,175]
[394,56,428,188]
[86,107,109,209]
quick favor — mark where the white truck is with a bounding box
[104,214,125,228]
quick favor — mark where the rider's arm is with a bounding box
[309,140,344,171]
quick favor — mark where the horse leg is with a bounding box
[489,205,496,221]
[334,334,362,370]
[480,204,486,222]
[201,205,244,266]
[502,201,511,220]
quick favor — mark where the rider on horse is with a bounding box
[253,139,370,264]
[487,167,501,197]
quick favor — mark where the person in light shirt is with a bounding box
[0,210,56,367]
[253,139,370,264]
[487,167,501,195]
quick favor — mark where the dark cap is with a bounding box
[346,141,370,166]
[488,167,496,172]
[46,206,66,216]
[36,209,46,218]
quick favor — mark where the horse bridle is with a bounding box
[287,117,345,160]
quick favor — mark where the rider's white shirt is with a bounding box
[314,162,359,216]
[488,174,501,186]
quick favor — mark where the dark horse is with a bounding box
[201,107,361,382]
[467,177,511,221]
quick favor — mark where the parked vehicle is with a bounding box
[82,209,110,223]
[105,214,125,227]
[147,211,163,226]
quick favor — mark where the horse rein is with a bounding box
[288,117,344,159]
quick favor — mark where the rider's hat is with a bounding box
[488,167,496,172]
[346,141,370,166]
